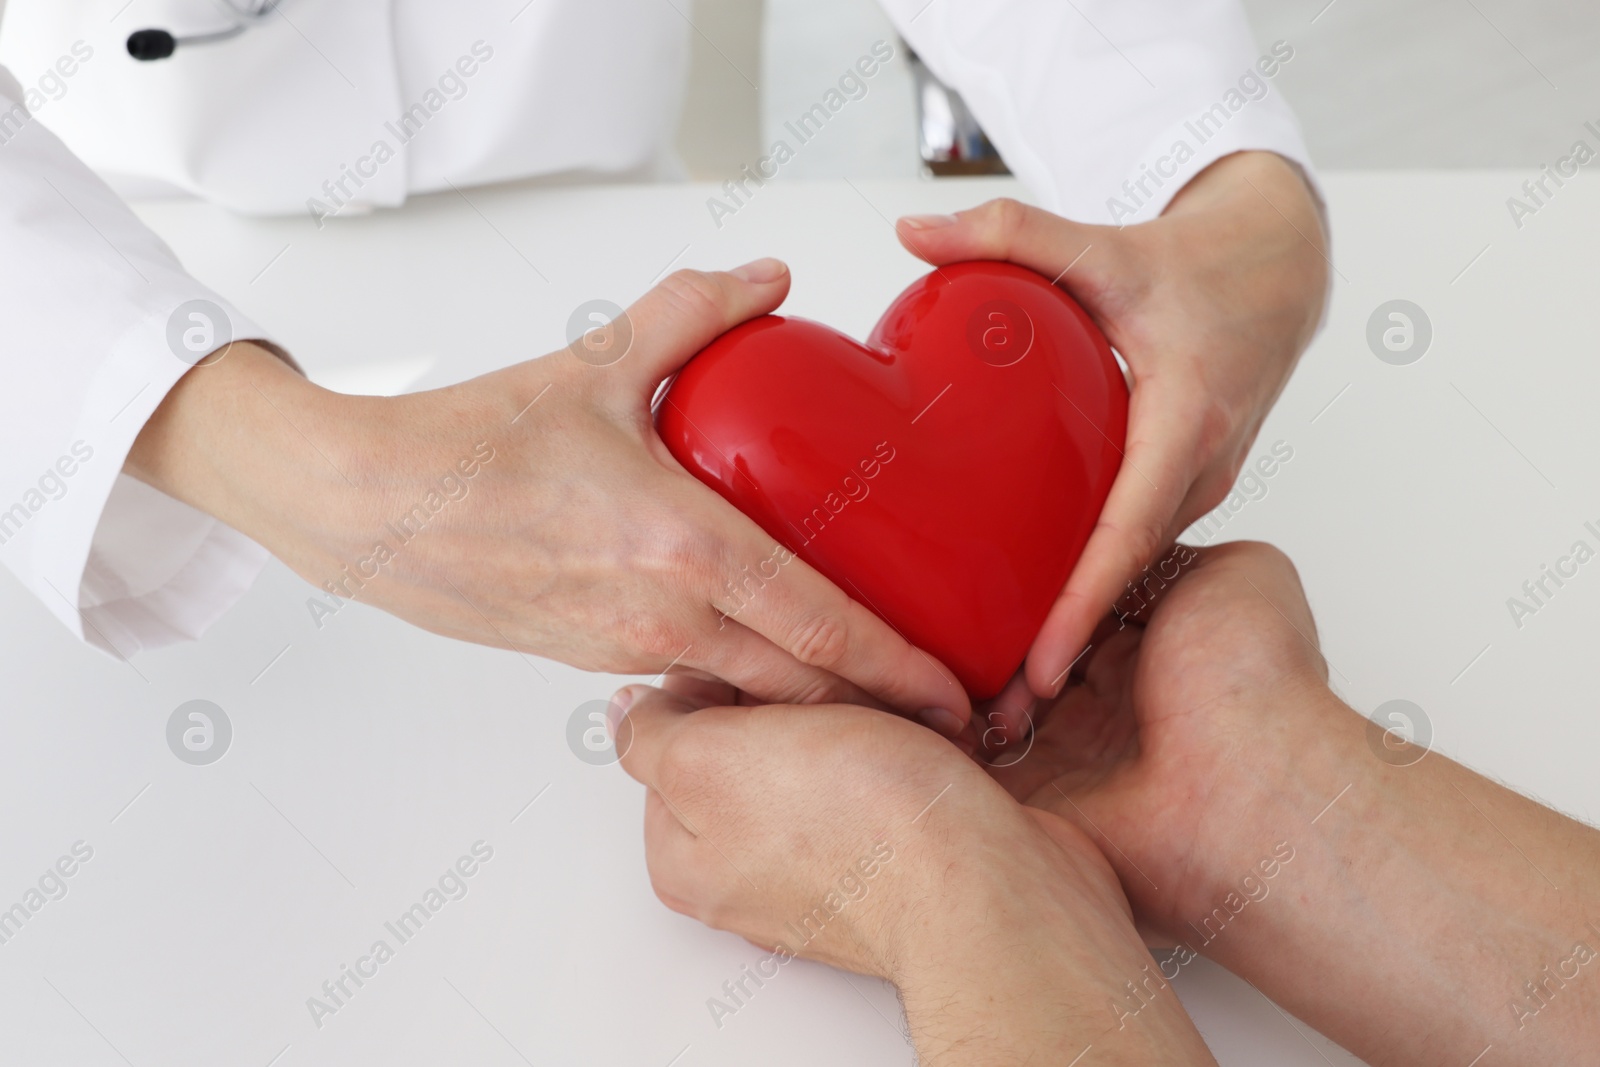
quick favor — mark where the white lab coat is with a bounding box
[0,0,1314,656]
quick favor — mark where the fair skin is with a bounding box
[126,151,1324,732]
[126,262,970,730]
[899,151,1329,734]
[992,541,1600,1064]
[612,673,1217,1066]
[617,544,1600,1064]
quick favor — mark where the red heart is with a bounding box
[657,261,1127,700]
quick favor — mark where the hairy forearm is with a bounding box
[895,836,1216,1067]
[1183,693,1600,1065]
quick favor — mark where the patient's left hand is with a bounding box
[612,675,1220,1065]
[610,673,1028,978]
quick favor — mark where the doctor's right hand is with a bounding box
[125,259,971,732]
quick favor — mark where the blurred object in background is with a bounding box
[693,0,1010,181]
[675,0,765,180]
[733,0,1600,178]
[907,46,1010,177]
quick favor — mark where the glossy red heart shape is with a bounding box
[657,260,1127,699]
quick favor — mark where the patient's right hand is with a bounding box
[987,541,1334,942]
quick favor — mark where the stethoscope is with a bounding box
[126,0,282,61]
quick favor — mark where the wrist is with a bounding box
[126,342,377,576]
[1156,150,1327,361]
[1163,150,1316,223]
[1149,683,1361,942]
[891,819,1211,1066]
[1163,691,1600,1064]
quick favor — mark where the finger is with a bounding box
[659,669,741,708]
[721,546,972,731]
[612,682,712,789]
[1086,603,1139,645]
[602,261,791,390]
[691,617,891,714]
[895,198,1129,307]
[643,788,706,917]
[975,669,1037,752]
[1103,543,1205,630]
[1024,388,1199,697]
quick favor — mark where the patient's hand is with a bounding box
[898,151,1327,720]
[612,674,1217,1066]
[985,540,1328,942]
[990,541,1600,1066]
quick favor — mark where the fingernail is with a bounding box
[611,686,638,713]
[917,707,963,737]
[730,257,787,283]
[899,213,959,230]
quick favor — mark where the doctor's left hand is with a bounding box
[125,260,970,730]
[898,150,1327,728]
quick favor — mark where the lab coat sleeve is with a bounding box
[0,64,277,658]
[879,0,1319,224]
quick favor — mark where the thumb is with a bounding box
[611,681,736,790]
[583,259,791,391]
[895,198,1129,309]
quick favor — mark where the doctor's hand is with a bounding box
[613,673,1217,1067]
[125,261,969,730]
[898,150,1327,715]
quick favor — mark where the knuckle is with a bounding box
[654,728,722,801]
[614,605,692,665]
[656,516,724,582]
[697,895,745,934]
[626,524,725,628]
[984,196,1029,238]
[1134,524,1168,570]
[1232,539,1297,580]
[656,270,727,323]
[787,613,851,670]
[647,872,692,917]
[1101,515,1165,574]
[643,859,703,921]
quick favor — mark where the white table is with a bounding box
[2,171,1597,1066]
